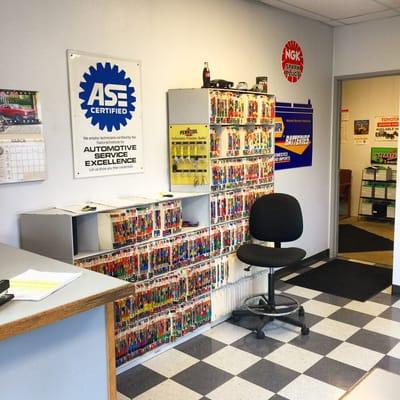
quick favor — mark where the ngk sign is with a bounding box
[281,40,304,83]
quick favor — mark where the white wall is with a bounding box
[334,17,400,286]
[334,16,400,77]
[0,0,333,258]
[340,76,400,216]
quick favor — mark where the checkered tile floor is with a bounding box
[117,264,400,400]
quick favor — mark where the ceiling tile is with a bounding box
[282,0,385,19]
[257,0,400,26]
[259,0,332,22]
[375,0,400,8]
[339,8,399,23]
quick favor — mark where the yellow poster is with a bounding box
[169,124,210,186]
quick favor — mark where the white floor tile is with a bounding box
[134,380,201,400]
[203,345,261,375]
[388,342,400,359]
[203,322,250,344]
[302,299,340,317]
[265,343,323,373]
[279,374,345,400]
[364,317,400,340]
[311,318,359,341]
[392,299,400,309]
[343,368,400,400]
[347,258,375,266]
[327,342,384,371]
[284,286,322,299]
[344,300,388,316]
[117,392,130,400]
[207,376,274,400]
[263,319,302,343]
[281,272,300,281]
[309,261,326,269]
[143,348,198,378]
[382,286,392,294]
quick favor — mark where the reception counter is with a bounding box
[0,243,133,400]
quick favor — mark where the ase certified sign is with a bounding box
[67,51,143,178]
[281,40,304,83]
[79,62,137,132]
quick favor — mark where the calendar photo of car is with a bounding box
[0,89,47,185]
[0,90,41,126]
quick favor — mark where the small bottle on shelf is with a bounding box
[202,61,211,88]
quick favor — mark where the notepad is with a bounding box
[9,269,82,301]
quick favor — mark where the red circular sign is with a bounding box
[281,40,304,83]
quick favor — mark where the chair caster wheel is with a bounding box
[232,314,241,323]
[256,330,265,339]
[298,306,305,317]
[301,326,310,335]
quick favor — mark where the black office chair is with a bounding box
[232,193,309,338]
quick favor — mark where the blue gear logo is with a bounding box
[79,62,136,132]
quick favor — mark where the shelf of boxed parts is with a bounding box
[359,166,396,220]
[167,88,275,322]
[20,192,217,371]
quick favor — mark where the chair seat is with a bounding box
[237,243,306,268]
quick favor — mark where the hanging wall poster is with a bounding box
[371,147,397,165]
[340,108,350,143]
[0,89,47,184]
[274,100,313,170]
[281,40,304,83]
[341,108,350,122]
[67,50,143,178]
[353,119,369,144]
[374,116,399,141]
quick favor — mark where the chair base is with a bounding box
[232,293,309,338]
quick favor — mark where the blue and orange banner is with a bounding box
[274,100,313,170]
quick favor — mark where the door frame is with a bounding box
[330,71,400,287]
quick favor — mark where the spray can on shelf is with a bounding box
[202,62,211,88]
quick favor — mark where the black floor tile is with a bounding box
[347,329,399,354]
[329,308,374,327]
[239,359,299,393]
[314,292,351,307]
[305,357,365,390]
[370,292,399,306]
[231,332,284,358]
[269,395,289,400]
[228,315,263,331]
[172,361,233,396]
[117,365,166,399]
[375,355,400,375]
[276,280,293,291]
[299,311,324,328]
[282,293,309,305]
[290,331,342,355]
[298,266,314,274]
[176,334,226,360]
[379,307,400,323]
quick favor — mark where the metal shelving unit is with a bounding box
[358,167,396,220]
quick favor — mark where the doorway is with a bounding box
[337,75,400,269]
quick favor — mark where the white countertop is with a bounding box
[0,243,132,340]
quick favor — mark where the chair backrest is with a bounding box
[249,193,303,243]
